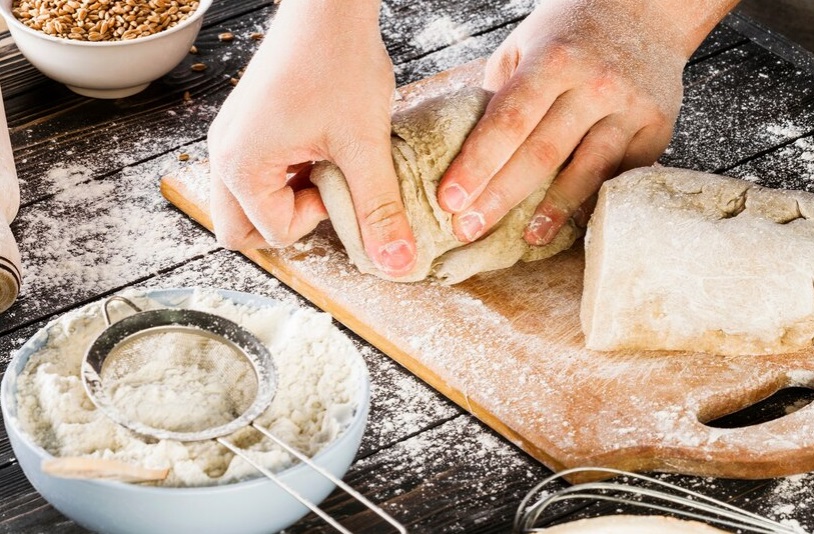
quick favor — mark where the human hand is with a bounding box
[207,0,416,276]
[436,0,724,245]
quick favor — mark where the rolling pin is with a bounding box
[0,86,20,314]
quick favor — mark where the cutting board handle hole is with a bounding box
[703,386,814,429]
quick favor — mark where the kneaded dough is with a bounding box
[582,166,814,356]
[541,515,726,533]
[310,87,579,284]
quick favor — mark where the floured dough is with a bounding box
[582,166,814,356]
[310,87,578,284]
[541,515,727,533]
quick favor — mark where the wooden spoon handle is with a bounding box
[41,457,169,483]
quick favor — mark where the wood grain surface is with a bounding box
[162,58,814,483]
[4,1,814,531]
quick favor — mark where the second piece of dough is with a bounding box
[310,87,579,284]
[582,166,814,356]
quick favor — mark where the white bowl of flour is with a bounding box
[1,287,370,534]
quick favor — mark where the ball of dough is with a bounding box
[310,87,579,284]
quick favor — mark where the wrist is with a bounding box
[277,0,381,24]
[659,0,741,59]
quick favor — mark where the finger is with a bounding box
[572,193,597,228]
[287,163,314,191]
[209,171,269,250]
[333,138,417,277]
[221,164,328,248]
[620,122,675,171]
[451,89,607,242]
[286,162,312,175]
[437,59,574,215]
[524,117,634,245]
[482,37,519,92]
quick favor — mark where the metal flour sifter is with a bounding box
[44,295,406,534]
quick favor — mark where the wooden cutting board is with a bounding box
[161,59,814,482]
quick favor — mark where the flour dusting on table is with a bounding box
[12,146,214,329]
[13,288,365,487]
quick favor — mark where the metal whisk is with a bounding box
[514,467,805,534]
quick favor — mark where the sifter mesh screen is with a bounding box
[98,327,258,434]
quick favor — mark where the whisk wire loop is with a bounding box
[514,467,801,534]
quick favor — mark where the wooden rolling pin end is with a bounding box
[0,219,20,314]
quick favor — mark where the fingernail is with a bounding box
[377,239,415,275]
[525,214,555,245]
[441,183,469,212]
[458,211,485,242]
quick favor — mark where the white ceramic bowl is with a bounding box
[1,288,370,534]
[0,0,212,98]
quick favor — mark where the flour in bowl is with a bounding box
[13,288,366,487]
[100,328,259,434]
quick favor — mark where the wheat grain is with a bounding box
[11,0,200,42]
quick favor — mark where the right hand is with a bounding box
[207,1,417,277]
[436,0,738,247]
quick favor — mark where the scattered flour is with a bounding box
[14,146,214,316]
[767,122,807,139]
[761,473,814,532]
[12,288,366,487]
[412,16,471,51]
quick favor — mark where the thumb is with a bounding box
[333,138,417,277]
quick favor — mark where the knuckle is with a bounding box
[213,216,292,251]
[588,67,623,98]
[544,187,578,218]
[582,144,619,179]
[258,232,293,249]
[479,182,515,216]
[490,99,530,134]
[526,137,562,170]
[215,234,241,251]
[360,196,406,233]
[213,227,249,250]
[485,46,518,90]
[652,107,677,129]
[543,40,575,70]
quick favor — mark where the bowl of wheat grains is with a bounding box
[0,0,212,98]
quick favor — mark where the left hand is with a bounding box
[435,0,689,245]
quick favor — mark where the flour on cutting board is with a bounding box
[165,149,814,530]
[171,162,814,466]
[13,288,365,487]
[303,233,814,478]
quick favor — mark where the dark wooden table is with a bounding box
[2,2,814,533]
